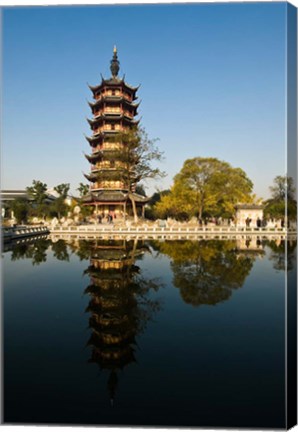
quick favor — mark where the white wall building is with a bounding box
[235,204,264,227]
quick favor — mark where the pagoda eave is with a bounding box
[88,98,140,109]
[84,173,98,182]
[87,115,138,125]
[89,79,139,95]
[84,151,103,163]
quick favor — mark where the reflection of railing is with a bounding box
[3,226,50,242]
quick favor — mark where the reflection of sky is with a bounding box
[2,3,288,199]
[3,239,289,426]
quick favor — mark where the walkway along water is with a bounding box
[50,224,296,242]
[2,224,296,243]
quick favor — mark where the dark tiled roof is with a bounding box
[235,204,264,210]
[88,77,139,93]
[82,190,149,204]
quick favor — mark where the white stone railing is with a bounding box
[3,225,49,241]
[49,225,295,237]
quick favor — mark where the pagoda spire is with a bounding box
[110,45,120,78]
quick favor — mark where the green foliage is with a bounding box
[149,189,170,206]
[9,198,30,224]
[26,180,49,219]
[107,126,165,221]
[80,205,94,218]
[49,197,68,220]
[77,183,89,197]
[146,189,171,220]
[29,202,50,220]
[54,183,70,199]
[10,238,51,266]
[265,239,297,272]
[135,184,146,197]
[107,126,165,190]
[27,180,48,205]
[52,240,70,261]
[155,157,253,220]
[152,240,256,307]
[269,175,296,201]
[264,176,297,220]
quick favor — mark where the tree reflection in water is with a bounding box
[5,235,295,402]
[266,239,297,272]
[10,238,51,266]
[8,238,70,265]
[77,239,162,405]
[51,239,70,262]
[152,239,264,307]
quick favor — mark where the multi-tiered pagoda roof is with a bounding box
[82,47,149,216]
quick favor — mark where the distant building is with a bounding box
[235,204,264,227]
[1,189,56,204]
[1,189,57,214]
[1,190,33,202]
[82,47,148,218]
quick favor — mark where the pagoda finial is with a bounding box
[110,46,120,78]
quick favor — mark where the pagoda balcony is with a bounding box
[102,125,122,132]
[92,95,135,109]
[99,93,133,102]
[93,109,120,116]
[93,111,134,119]
[93,128,118,135]
[103,108,122,114]
[102,143,122,151]
[92,126,129,134]
[90,183,126,190]
[91,163,120,171]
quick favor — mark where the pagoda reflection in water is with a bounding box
[82,238,161,404]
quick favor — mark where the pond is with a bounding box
[3,236,296,428]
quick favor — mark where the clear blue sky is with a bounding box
[2,2,287,198]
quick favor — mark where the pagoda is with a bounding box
[82,47,148,219]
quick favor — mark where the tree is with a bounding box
[10,238,50,265]
[52,240,70,261]
[9,198,30,224]
[106,126,165,222]
[264,176,297,221]
[26,180,49,220]
[77,183,90,198]
[135,184,146,197]
[146,189,171,220]
[152,240,256,307]
[54,183,70,199]
[50,199,68,220]
[50,183,70,220]
[266,239,297,272]
[269,176,296,201]
[149,189,171,206]
[75,183,93,220]
[155,157,253,220]
[27,180,48,205]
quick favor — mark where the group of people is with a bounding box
[97,213,114,224]
[246,217,264,228]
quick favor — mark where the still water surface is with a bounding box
[3,237,295,428]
